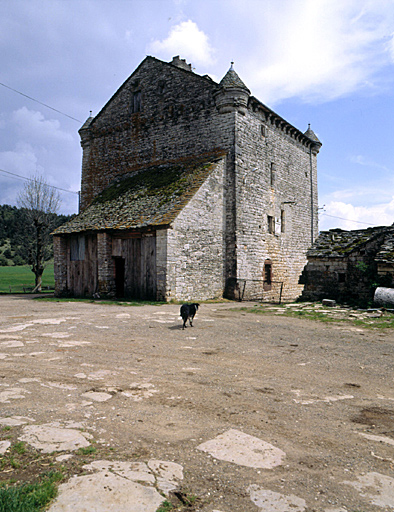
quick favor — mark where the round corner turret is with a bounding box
[214,63,251,115]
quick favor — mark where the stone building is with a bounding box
[53,55,321,302]
[300,226,394,304]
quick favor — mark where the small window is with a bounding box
[267,215,275,234]
[281,210,285,233]
[264,263,272,284]
[131,91,141,113]
[338,273,346,283]
[263,260,272,291]
[261,124,267,137]
[270,162,276,187]
[70,235,85,261]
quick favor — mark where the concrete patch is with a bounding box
[359,432,394,447]
[0,416,35,426]
[41,382,77,390]
[41,333,71,338]
[197,429,285,469]
[82,369,115,380]
[0,340,24,347]
[291,390,353,405]
[0,441,11,454]
[343,472,394,508]
[19,424,92,453]
[81,391,113,402]
[0,387,29,403]
[56,453,74,462]
[0,324,33,333]
[32,318,67,325]
[84,460,155,484]
[121,383,157,401]
[58,341,91,347]
[248,485,306,511]
[147,459,184,494]
[48,459,183,512]
[48,471,163,512]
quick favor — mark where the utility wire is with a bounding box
[0,82,83,123]
[0,168,79,195]
[320,212,377,227]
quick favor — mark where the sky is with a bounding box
[1,0,394,231]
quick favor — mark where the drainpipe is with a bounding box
[309,145,314,245]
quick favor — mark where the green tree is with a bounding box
[17,175,60,291]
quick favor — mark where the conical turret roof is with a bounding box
[219,63,250,92]
[79,113,94,131]
[304,124,321,145]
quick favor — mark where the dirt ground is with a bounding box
[1,295,394,511]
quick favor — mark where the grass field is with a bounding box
[0,264,54,293]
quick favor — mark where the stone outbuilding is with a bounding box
[300,226,394,304]
[53,55,321,302]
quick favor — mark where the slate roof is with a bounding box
[219,64,250,92]
[376,232,394,263]
[307,226,394,259]
[304,124,322,146]
[53,155,225,235]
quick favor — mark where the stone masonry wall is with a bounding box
[80,58,234,210]
[73,57,320,302]
[234,108,318,301]
[165,159,225,301]
[155,229,168,301]
[300,257,348,301]
[301,234,392,303]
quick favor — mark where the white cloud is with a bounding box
[0,108,80,214]
[349,154,391,172]
[319,199,394,231]
[148,20,215,66]
[240,0,394,104]
[11,107,74,144]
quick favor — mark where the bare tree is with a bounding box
[17,175,60,292]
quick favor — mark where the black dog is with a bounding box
[180,303,199,329]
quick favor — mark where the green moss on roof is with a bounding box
[308,226,394,259]
[53,156,224,235]
[94,163,206,206]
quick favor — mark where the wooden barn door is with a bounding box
[114,233,156,300]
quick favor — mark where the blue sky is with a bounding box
[1,0,394,231]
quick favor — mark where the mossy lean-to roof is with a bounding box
[307,227,394,259]
[53,156,224,235]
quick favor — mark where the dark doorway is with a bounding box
[114,257,125,298]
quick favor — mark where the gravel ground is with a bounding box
[0,295,394,511]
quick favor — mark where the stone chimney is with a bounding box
[170,56,192,72]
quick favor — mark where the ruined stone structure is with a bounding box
[300,226,394,304]
[53,56,321,302]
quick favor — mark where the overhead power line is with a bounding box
[0,168,79,195]
[0,82,83,123]
[320,212,376,227]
